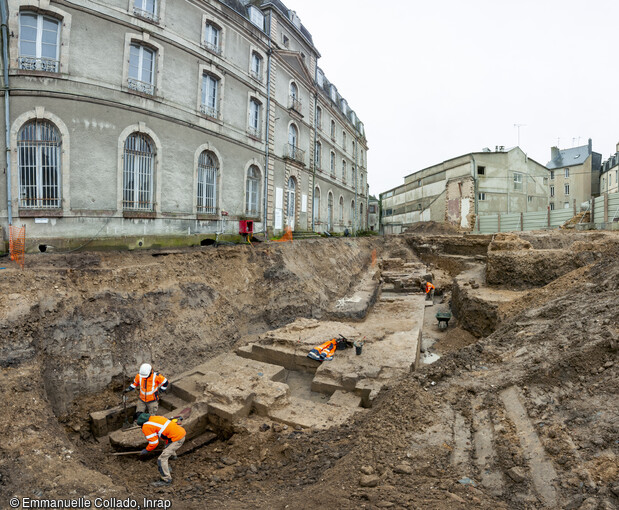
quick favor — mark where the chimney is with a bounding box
[551,146,560,161]
[588,138,592,154]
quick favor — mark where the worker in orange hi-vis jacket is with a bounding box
[123,363,169,418]
[137,413,186,487]
[424,281,435,301]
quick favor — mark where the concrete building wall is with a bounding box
[0,0,368,245]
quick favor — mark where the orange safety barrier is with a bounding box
[274,226,293,242]
[9,225,26,269]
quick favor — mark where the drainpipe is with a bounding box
[263,13,273,239]
[311,87,317,232]
[354,135,358,235]
[471,155,477,230]
[1,0,12,227]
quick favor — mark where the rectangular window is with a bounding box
[513,172,523,191]
[201,74,219,117]
[316,106,322,129]
[330,120,336,140]
[564,202,570,209]
[564,168,569,178]
[250,52,262,81]
[128,44,155,94]
[550,170,554,180]
[550,185,554,197]
[314,142,321,168]
[204,23,221,54]
[329,152,334,175]
[478,192,486,201]
[477,166,485,175]
[19,13,60,72]
[134,0,158,22]
[550,202,555,210]
[282,33,289,48]
[564,184,570,195]
[527,195,533,203]
[248,99,260,137]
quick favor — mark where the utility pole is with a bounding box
[514,124,526,147]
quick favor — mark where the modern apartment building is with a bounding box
[380,146,548,233]
[546,139,601,211]
[0,0,368,246]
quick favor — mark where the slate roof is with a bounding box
[546,145,591,169]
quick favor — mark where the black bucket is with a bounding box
[355,344,362,355]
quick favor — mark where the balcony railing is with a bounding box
[247,126,261,139]
[133,6,159,23]
[200,103,218,118]
[249,69,262,82]
[18,56,59,73]
[284,143,305,165]
[127,78,154,95]
[203,41,221,55]
[288,95,302,113]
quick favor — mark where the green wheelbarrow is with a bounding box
[436,311,452,331]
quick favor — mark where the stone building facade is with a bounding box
[600,142,619,196]
[0,0,368,246]
[380,147,549,233]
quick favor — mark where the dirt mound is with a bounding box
[404,221,461,235]
[488,232,532,251]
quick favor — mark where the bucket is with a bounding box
[355,342,362,355]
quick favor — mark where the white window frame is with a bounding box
[196,64,223,120]
[313,186,320,222]
[564,168,570,178]
[329,151,335,175]
[550,170,554,180]
[245,164,261,217]
[513,172,523,191]
[342,159,346,181]
[201,14,224,55]
[122,34,163,97]
[339,195,344,223]
[248,96,262,138]
[122,132,155,211]
[330,120,336,140]
[249,50,263,81]
[550,185,554,197]
[133,0,160,23]
[550,202,555,211]
[563,202,570,209]
[564,183,570,195]
[316,105,322,130]
[197,150,218,215]
[201,73,219,118]
[314,141,321,169]
[17,120,62,209]
[18,12,60,73]
[342,131,347,152]
[128,43,156,94]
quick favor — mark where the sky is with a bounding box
[283,0,619,197]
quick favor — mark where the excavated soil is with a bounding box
[1,231,618,510]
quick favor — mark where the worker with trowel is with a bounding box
[137,413,186,487]
[123,363,169,418]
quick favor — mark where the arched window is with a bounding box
[246,165,261,216]
[286,176,296,227]
[339,196,344,223]
[289,81,301,112]
[197,151,218,214]
[342,160,347,182]
[327,192,333,231]
[250,51,262,81]
[18,120,62,208]
[123,133,154,211]
[350,200,355,225]
[288,124,298,159]
[360,202,364,228]
[249,98,261,137]
[18,12,60,72]
[330,151,335,176]
[290,81,298,100]
[313,187,320,222]
[342,131,347,152]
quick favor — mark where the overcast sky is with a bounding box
[284,0,619,197]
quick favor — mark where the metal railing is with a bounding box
[133,6,159,22]
[200,103,218,118]
[203,41,221,55]
[18,56,59,73]
[288,95,302,113]
[127,78,154,95]
[247,126,261,138]
[284,143,305,165]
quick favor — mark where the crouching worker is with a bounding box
[424,281,435,301]
[137,413,186,487]
[123,363,168,419]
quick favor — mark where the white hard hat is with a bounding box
[139,363,152,377]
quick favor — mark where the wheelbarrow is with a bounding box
[436,311,452,331]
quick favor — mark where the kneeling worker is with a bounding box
[123,363,168,417]
[137,413,186,487]
[424,281,435,301]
